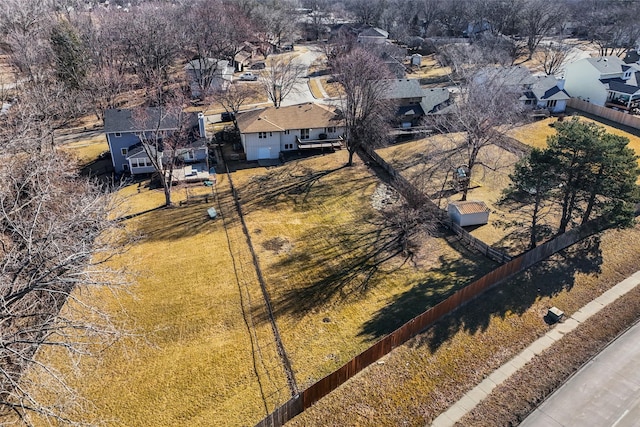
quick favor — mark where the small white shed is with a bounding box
[411,54,422,66]
[448,201,490,227]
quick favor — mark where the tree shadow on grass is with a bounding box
[237,163,361,215]
[131,202,219,242]
[264,217,496,327]
[407,235,602,353]
[356,235,498,342]
[262,216,405,320]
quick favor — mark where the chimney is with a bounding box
[198,112,207,139]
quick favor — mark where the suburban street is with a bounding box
[281,44,326,107]
[521,321,640,427]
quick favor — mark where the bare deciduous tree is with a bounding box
[212,84,258,130]
[0,105,127,424]
[134,100,203,207]
[332,47,394,166]
[431,66,526,201]
[519,0,560,60]
[260,56,306,108]
[540,42,571,76]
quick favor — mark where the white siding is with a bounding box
[564,61,609,106]
[243,132,281,161]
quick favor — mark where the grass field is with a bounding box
[232,151,496,387]
[509,116,640,152]
[38,140,496,425]
[288,222,640,426]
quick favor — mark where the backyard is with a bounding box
[33,112,640,426]
[36,139,497,425]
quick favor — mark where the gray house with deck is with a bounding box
[104,108,207,175]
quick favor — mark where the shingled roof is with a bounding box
[236,103,343,133]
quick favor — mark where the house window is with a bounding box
[300,128,309,139]
[146,159,153,167]
[326,127,336,133]
[269,132,273,137]
[284,143,294,150]
[546,100,557,109]
[115,132,122,137]
[284,130,290,135]
[258,132,267,139]
[121,148,128,155]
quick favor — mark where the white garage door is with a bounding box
[257,147,271,159]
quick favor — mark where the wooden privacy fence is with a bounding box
[567,98,640,130]
[254,221,598,427]
[360,144,512,264]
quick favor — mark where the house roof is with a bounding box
[474,65,536,88]
[449,201,490,215]
[236,103,342,133]
[359,27,388,39]
[624,50,640,65]
[421,88,451,113]
[383,79,423,100]
[105,108,183,134]
[234,51,252,64]
[602,78,640,95]
[583,56,628,75]
[531,75,571,101]
[126,144,152,159]
[185,58,230,71]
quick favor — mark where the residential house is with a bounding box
[185,58,234,98]
[357,27,389,44]
[104,108,207,175]
[382,79,451,127]
[475,65,569,113]
[564,56,640,112]
[235,103,344,161]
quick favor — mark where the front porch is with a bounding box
[296,135,344,149]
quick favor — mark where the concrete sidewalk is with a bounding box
[431,270,640,427]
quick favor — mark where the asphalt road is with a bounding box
[521,321,640,427]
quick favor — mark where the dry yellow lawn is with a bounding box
[289,223,640,426]
[509,116,640,153]
[37,139,495,425]
[308,78,325,99]
[59,135,109,166]
[408,54,452,79]
[35,177,290,426]
[232,151,495,387]
[378,136,524,252]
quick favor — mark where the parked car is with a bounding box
[239,72,258,81]
[250,62,266,70]
[221,111,235,122]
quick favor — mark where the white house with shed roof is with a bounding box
[448,201,490,227]
[563,56,640,113]
[235,103,344,161]
[475,66,569,113]
[185,58,234,98]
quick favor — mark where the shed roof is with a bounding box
[449,201,490,215]
[236,103,342,133]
